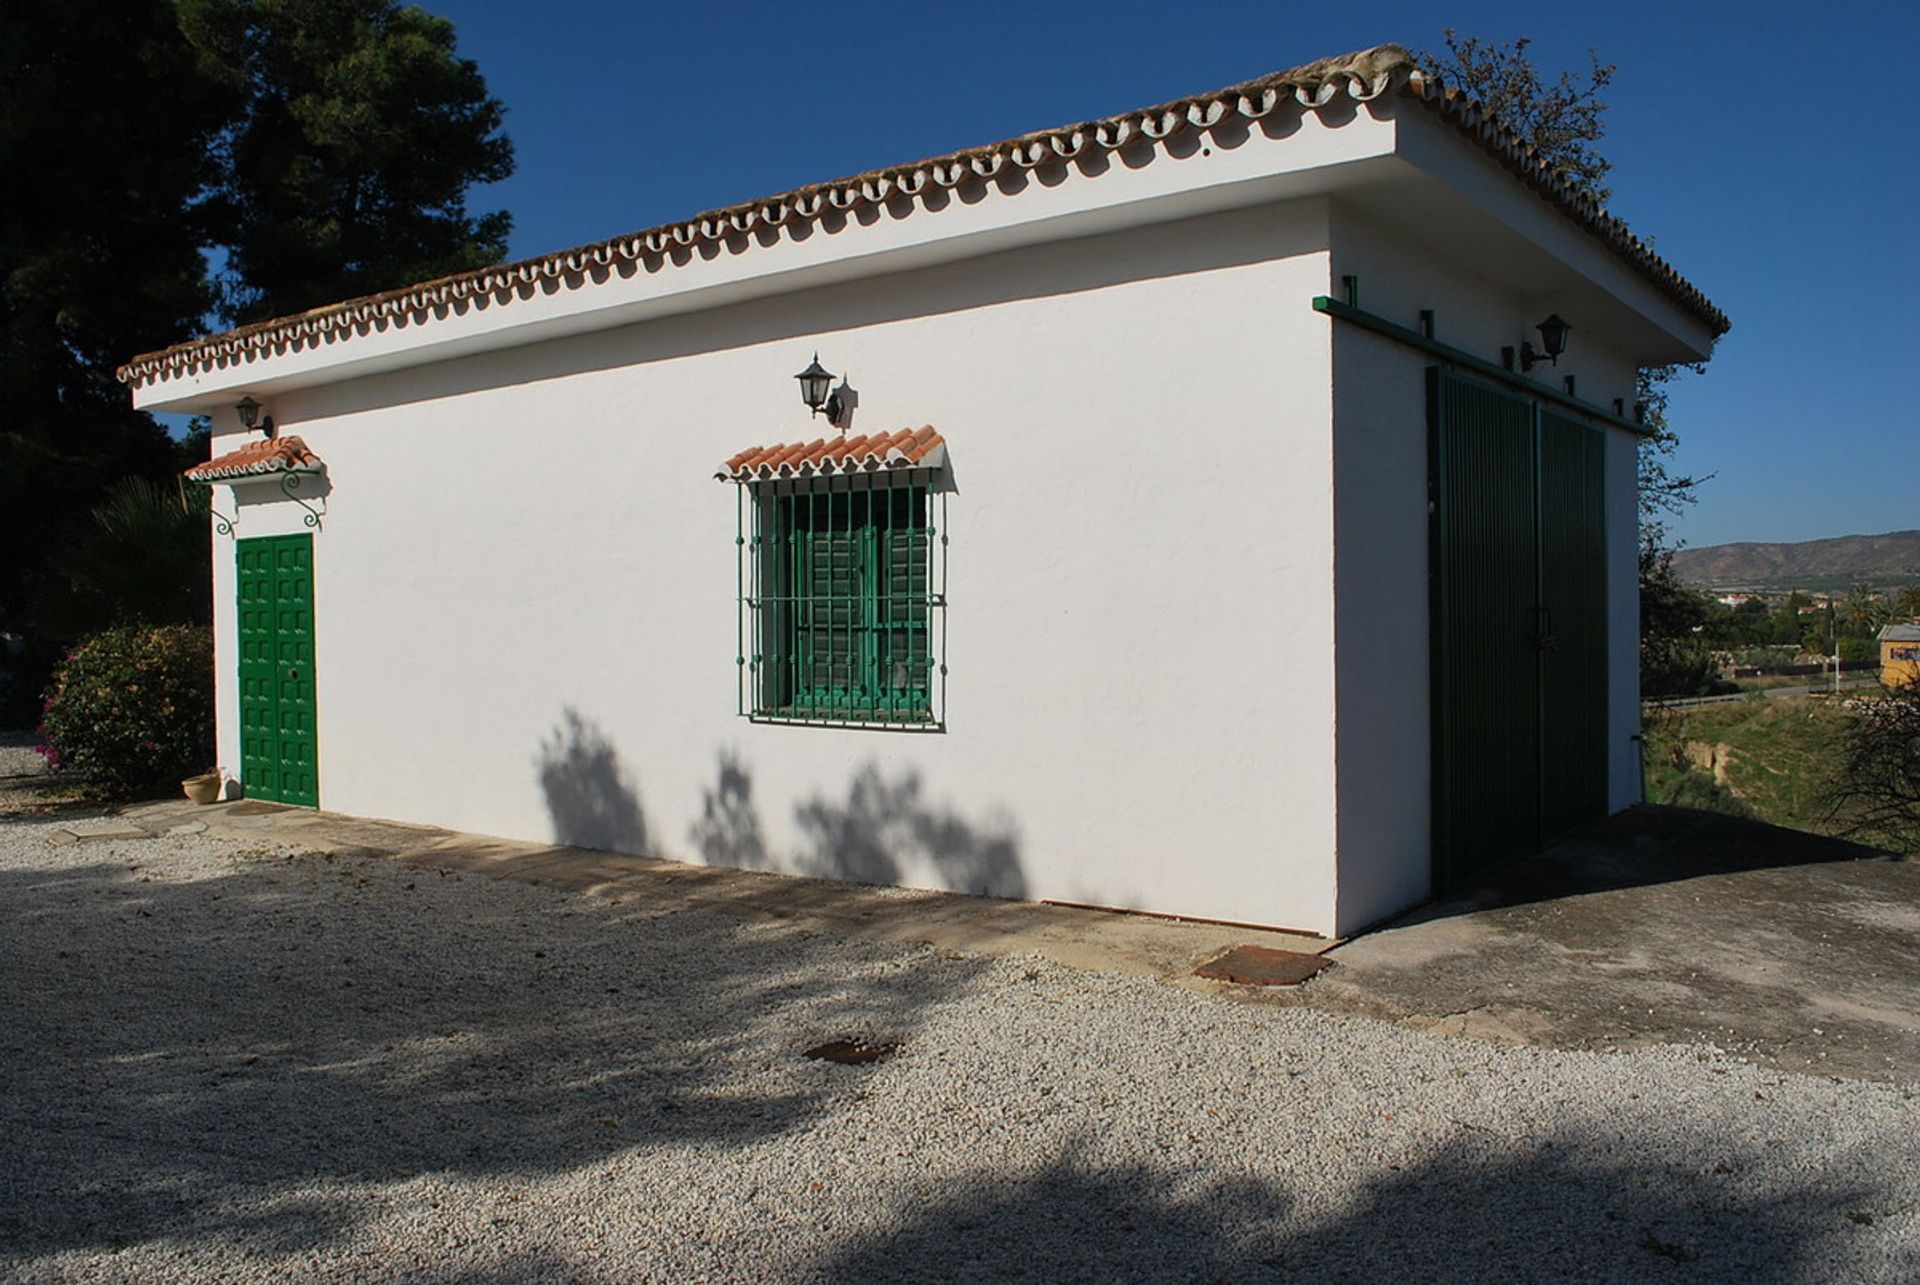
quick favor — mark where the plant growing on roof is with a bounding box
[1420,30,1616,202]
[1422,29,1718,694]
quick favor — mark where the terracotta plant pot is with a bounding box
[182,772,222,805]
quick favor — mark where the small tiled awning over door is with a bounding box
[184,436,324,483]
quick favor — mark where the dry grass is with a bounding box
[1642,695,1856,836]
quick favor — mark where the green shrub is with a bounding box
[1642,637,1720,698]
[38,625,215,796]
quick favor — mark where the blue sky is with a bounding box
[423,0,1915,548]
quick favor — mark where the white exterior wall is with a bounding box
[169,91,1721,939]
[1326,207,1644,935]
[206,203,1347,933]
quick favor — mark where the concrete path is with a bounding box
[1293,807,1920,1084]
[105,796,1333,984]
[94,796,1920,1084]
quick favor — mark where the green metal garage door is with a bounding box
[237,534,318,807]
[1537,409,1609,842]
[1428,370,1608,893]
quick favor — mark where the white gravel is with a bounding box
[2,813,1916,1283]
[0,732,50,781]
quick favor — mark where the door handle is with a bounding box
[288,667,300,678]
[1533,607,1557,652]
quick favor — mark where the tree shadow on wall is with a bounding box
[689,753,1026,899]
[535,707,648,855]
[689,747,768,870]
[795,762,1025,899]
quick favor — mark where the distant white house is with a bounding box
[125,44,1725,937]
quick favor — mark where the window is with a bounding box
[735,474,941,726]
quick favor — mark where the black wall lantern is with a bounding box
[794,354,850,427]
[234,395,275,437]
[1519,314,1571,372]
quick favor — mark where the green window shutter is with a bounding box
[796,514,861,709]
[874,499,932,715]
[743,479,936,726]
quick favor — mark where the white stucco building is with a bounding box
[125,45,1725,937]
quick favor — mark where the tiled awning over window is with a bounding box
[184,436,324,483]
[718,426,944,482]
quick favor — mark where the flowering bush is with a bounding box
[38,625,215,796]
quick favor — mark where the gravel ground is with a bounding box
[3,814,1916,1283]
[0,732,49,781]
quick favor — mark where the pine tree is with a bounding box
[0,0,231,717]
[179,0,515,325]
[2,0,515,720]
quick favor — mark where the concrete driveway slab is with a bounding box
[1293,807,1920,1083]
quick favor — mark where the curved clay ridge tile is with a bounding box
[120,44,1724,390]
[183,435,324,482]
[718,427,945,481]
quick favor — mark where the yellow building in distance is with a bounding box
[1880,624,1920,688]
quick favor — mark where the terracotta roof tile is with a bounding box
[719,427,945,481]
[120,44,1726,390]
[184,435,323,483]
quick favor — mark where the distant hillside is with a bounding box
[1672,530,1920,590]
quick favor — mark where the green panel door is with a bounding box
[1537,411,1609,840]
[1429,369,1541,892]
[236,534,318,806]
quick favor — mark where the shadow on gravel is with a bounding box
[0,849,987,1260]
[813,1143,1877,1282]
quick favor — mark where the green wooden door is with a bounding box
[1428,370,1609,892]
[237,534,318,806]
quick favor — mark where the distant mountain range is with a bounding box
[1671,529,1920,590]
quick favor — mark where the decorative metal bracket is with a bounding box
[278,471,323,530]
[188,479,239,536]
[188,469,324,532]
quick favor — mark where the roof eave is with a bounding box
[121,45,1725,403]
